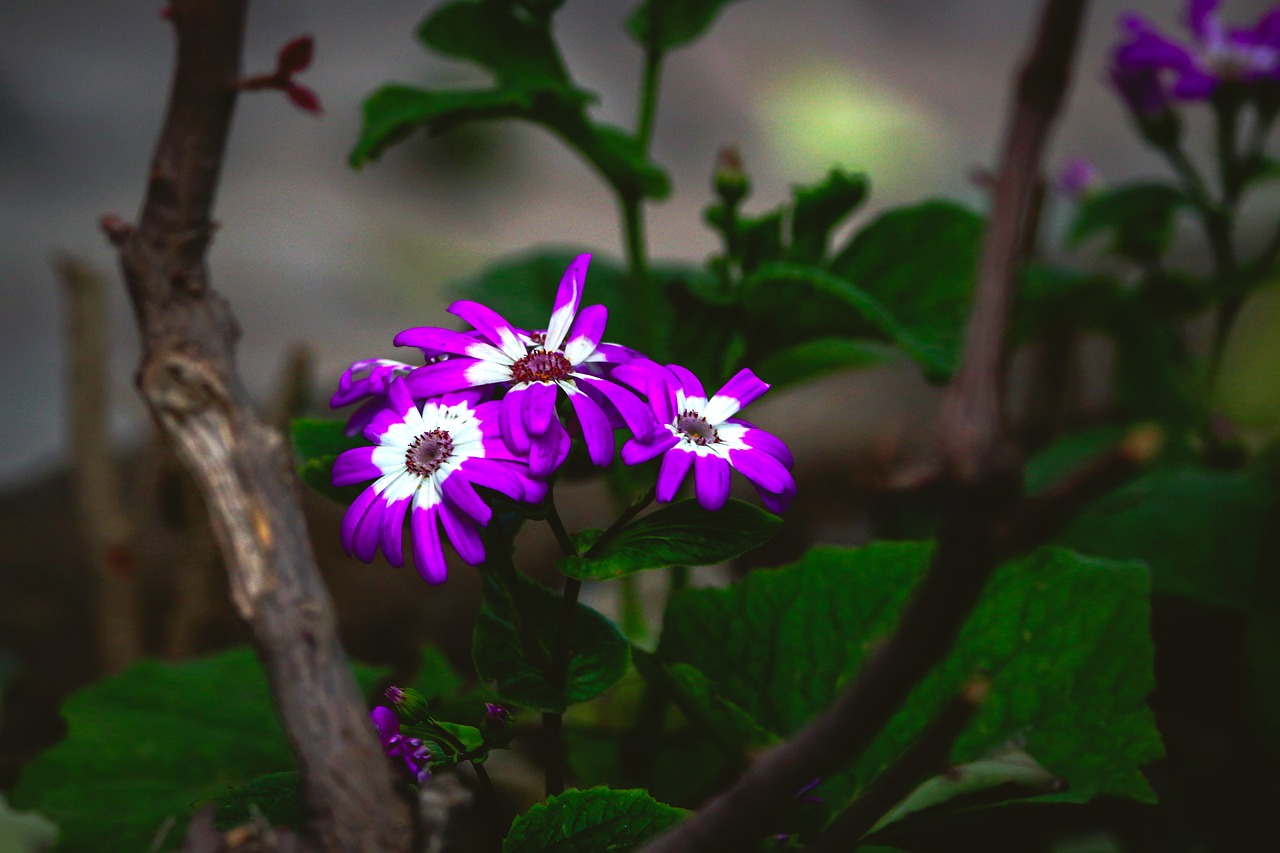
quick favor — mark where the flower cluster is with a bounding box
[1112,0,1280,111]
[330,254,795,583]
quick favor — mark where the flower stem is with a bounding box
[543,488,583,796]
[636,48,664,154]
[586,486,656,558]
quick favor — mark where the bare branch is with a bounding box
[107,2,413,849]
[639,2,1090,850]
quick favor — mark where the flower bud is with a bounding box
[385,685,432,725]
[480,702,515,748]
[713,147,750,208]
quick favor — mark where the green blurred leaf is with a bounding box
[1015,263,1124,341]
[474,571,629,713]
[1023,425,1128,495]
[560,499,782,581]
[291,418,365,504]
[626,0,749,51]
[502,786,687,852]
[418,1,570,90]
[828,199,983,366]
[740,263,954,380]
[756,337,897,388]
[655,543,1163,811]
[789,168,870,264]
[1056,465,1277,609]
[0,793,57,853]
[411,646,464,703]
[9,650,387,852]
[737,210,784,275]
[1068,182,1187,261]
[1111,297,1201,424]
[213,771,304,832]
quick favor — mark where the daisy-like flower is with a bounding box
[371,706,432,785]
[618,364,795,513]
[332,378,545,584]
[1114,0,1280,101]
[394,254,657,477]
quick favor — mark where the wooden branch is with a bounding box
[804,679,988,853]
[55,253,143,673]
[106,2,413,850]
[639,2,1090,850]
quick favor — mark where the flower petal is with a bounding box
[545,254,590,351]
[340,485,382,557]
[440,503,485,566]
[381,492,412,568]
[460,459,527,502]
[522,381,559,436]
[656,448,694,502]
[443,474,492,525]
[728,447,796,497]
[737,424,795,469]
[564,304,607,365]
[406,359,503,399]
[703,368,769,424]
[694,453,731,511]
[395,326,513,364]
[621,433,678,465]
[448,300,528,361]
[410,502,448,585]
[566,387,614,466]
[500,388,532,453]
[529,417,571,477]
[1187,0,1220,43]
[352,490,387,562]
[575,373,658,441]
[332,446,381,487]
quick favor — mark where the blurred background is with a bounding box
[3,0,1280,836]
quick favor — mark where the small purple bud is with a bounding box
[1055,157,1099,200]
[481,702,515,748]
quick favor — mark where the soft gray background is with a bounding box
[2,0,1272,486]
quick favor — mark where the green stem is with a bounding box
[543,488,583,797]
[636,48,664,154]
[621,195,654,346]
[488,551,552,674]
[586,486,656,558]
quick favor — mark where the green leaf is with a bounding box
[290,418,365,504]
[789,169,870,264]
[756,337,897,388]
[0,793,57,853]
[1015,263,1124,341]
[411,646,464,703]
[655,543,1163,811]
[1068,182,1187,261]
[1023,425,1128,495]
[626,0,748,51]
[1056,465,1277,609]
[828,199,983,367]
[737,210,784,275]
[740,263,954,379]
[502,786,687,852]
[418,1,570,90]
[560,499,782,581]
[473,571,629,713]
[213,771,304,832]
[8,649,384,852]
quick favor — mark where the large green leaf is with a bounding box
[654,543,1162,811]
[626,0,749,51]
[9,649,388,852]
[739,263,954,379]
[1055,465,1277,609]
[755,337,896,388]
[474,571,629,713]
[418,1,570,90]
[290,418,365,504]
[1068,182,1187,262]
[502,787,687,852]
[789,168,870,264]
[828,199,983,366]
[559,499,782,581]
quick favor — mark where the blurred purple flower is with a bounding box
[618,365,795,513]
[1055,157,1099,199]
[394,254,657,477]
[1114,0,1280,102]
[332,378,545,584]
[371,706,432,785]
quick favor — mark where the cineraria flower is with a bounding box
[394,254,657,477]
[371,706,432,785]
[332,378,545,584]
[1114,0,1280,101]
[618,364,795,513]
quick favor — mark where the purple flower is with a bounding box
[371,706,432,785]
[1111,65,1173,116]
[394,254,658,477]
[332,378,545,584]
[330,358,416,435]
[1114,1,1280,101]
[1055,157,1099,199]
[618,365,795,513]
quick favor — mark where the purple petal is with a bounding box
[460,459,527,502]
[694,453,731,511]
[1254,9,1280,46]
[387,377,418,419]
[575,374,658,441]
[567,388,614,466]
[666,364,706,402]
[371,706,400,741]
[522,381,559,436]
[352,492,387,562]
[621,433,678,465]
[564,304,607,365]
[529,418,571,477]
[332,446,381,487]
[442,474,492,525]
[447,300,527,361]
[406,359,495,399]
[343,399,385,437]
[704,368,769,424]
[1172,66,1219,98]
[1187,0,1220,43]
[728,447,796,497]
[546,254,590,351]
[394,326,512,364]
[501,388,532,453]
[381,495,412,568]
[439,503,485,565]
[761,489,793,514]
[656,449,694,502]
[410,505,448,585]
[581,341,644,365]
[1115,34,1196,73]
[737,424,795,469]
[340,486,382,558]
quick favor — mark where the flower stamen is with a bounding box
[405,428,454,476]
[676,410,719,446]
[510,348,572,384]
